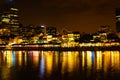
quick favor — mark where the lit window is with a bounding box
[2,18,10,23]
[10,8,18,11]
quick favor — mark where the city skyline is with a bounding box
[1,0,120,33]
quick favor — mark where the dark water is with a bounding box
[0,50,120,80]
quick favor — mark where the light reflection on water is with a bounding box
[0,50,120,80]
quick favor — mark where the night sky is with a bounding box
[1,0,120,33]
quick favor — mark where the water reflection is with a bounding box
[96,51,102,70]
[0,50,120,80]
[45,51,53,75]
[61,51,79,74]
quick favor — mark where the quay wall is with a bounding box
[1,46,120,51]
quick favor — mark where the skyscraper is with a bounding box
[116,8,120,32]
[46,26,57,36]
[0,1,20,37]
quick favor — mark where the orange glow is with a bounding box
[45,52,53,75]
[32,51,39,66]
[111,51,120,70]
[82,51,85,69]
[96,51,102,70]
[53,52,59,68]
[3,51,12,68]
[61,51,79,73]
[18,51,22,66]
[86,51,92,69]
[61,52,68,74]
[103,51,111,72]
[67,52,74,72]
[33,51,39,56]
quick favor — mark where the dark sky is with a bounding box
[1,0,120,33]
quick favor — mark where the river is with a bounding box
[0,50,120,80]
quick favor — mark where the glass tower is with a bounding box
[0,2,20,37]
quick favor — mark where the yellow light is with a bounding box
[96,51,102,70]
[111,51,120,70]
[45,52,53,75]
[2,18,10,23]
[11,8,18,11]
[17,51,22,66]
[3,51,12,68]
[32,51,39,67]
[86,51,92,69]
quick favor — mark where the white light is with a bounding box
[41,25,45,28]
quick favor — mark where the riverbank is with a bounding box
[1,46,120,51]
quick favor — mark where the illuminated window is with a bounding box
[10,8,18,11]
[2,18,10,23]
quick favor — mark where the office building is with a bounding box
[46,26,57,36]
[0,3,20,37]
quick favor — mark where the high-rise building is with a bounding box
[46,26,57,36]
[116,8,120,32]
[0,2,20,37]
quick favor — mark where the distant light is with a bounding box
[116,15,120,18]
[41,25,45,28]
[11,8,18,11]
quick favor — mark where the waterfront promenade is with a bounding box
[0,44,120,51]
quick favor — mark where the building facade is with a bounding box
[46,26,57,36]
[116,8,120,32]
[0,3,20,37]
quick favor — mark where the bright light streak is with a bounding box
[41,25,45,27]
